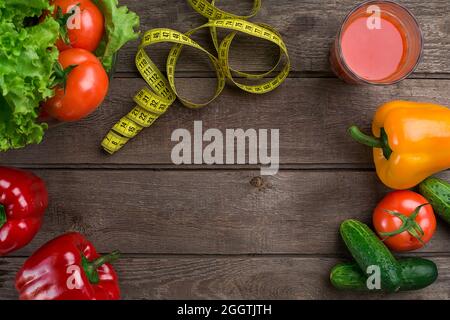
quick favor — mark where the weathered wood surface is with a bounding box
[113,0,450,75]
[2,78,449,165]
[8,169,450,256]
[2,256,450,299]
[1,0,450,300]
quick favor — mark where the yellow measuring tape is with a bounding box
[101,0,290,154]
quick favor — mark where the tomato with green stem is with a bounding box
[373,190,436,252]
[52,0,104,52]
[43,48,109,122]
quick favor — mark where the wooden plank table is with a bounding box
[1,0,449,299]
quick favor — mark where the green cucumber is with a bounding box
[330,258,438,291]
[399,258,438,290]
[340,219,401,292]
[419,177,450,224]
[330,263,366,291]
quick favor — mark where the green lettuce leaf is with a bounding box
[0,0,49,26]
[93,0,140,72]
[0,2,59,152]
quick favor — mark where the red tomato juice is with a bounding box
[340,16,407,81]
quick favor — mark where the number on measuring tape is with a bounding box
[102,0,290,154]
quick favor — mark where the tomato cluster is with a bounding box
[43,0,109,122]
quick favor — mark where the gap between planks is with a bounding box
[5,252,450,259]
[5,164,378,170]
[8,164,450,173]
[112,71,450,80]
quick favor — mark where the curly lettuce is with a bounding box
[0,1,59,151]
[0,0,49,25]
[0,0,139,151]
[93,0,140,72]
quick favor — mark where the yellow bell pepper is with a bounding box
[349,101,450,190]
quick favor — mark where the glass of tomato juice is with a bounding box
[330,0,423,85]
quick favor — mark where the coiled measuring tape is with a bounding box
[101,0,290,154]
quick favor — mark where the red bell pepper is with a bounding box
[16,232,120,300]
[0,166,48,255]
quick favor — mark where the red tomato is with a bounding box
[53,0,104,52]
[43,49,109,122]
[373,190,436,252]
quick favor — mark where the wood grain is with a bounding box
[1,78,449,165]
[1,0,450,300]
[1,256,450,299]
[113,0,450,75]
[7,169,450,256]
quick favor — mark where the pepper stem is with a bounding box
[82,250,120,285]
[348,126,382,148]
[0,205,6,229]
[348,126,393,160]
